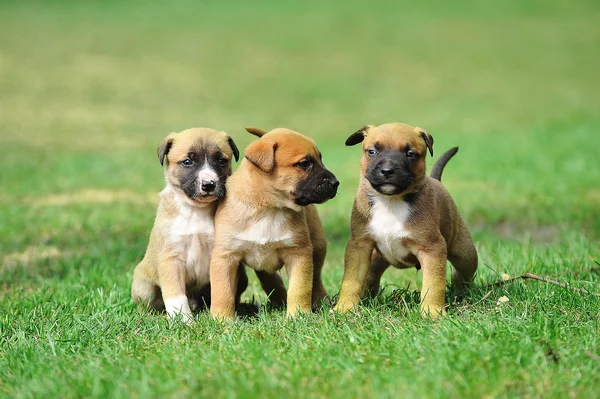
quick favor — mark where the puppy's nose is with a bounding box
[201,179,216,192]
[329,178,340,189]
[379,165,394,177]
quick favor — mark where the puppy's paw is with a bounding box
[286,304,312,318]
[167,310,194,324]
[333,297,359,313]
[188,298,201,312]
[312,292,331,310]
[419,303,447,320]
[211,309,236,322]
[165,295,194,323]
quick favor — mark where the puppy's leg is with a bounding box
[210,251,241,320]
[132,267,165,312]
[282,249,313,317]
[189,284,210,311]
[335,238,374,312]
[365,250,390,298]
[236,263,249,304]
[311,238,329,308]
[417,243,448,319]
[158,256,192,322]
[255,270,287,308]
[306,205,329,308]
[448,229,478,291]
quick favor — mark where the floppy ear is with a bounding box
[157,133,177,166]
[227,136,240,162]
[417,128,434,157]
[345,125,375,146]
[244,139,278,173]
[245,126,268,138]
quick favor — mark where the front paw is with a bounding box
[312,289,331,309]
[286,303,312,318]
[333,296,360,313]
[174,311,194,324]
[165,295,193,323]
[211,308,236,322]
[420,303,447,319]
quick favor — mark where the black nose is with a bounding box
[380,167,394,177]
[201,179,216,192]
[330,178,340,189]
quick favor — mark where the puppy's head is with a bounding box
[243,127,339,208]
[346,122,433,196]
[158,128,239,204]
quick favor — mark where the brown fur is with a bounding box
[210,128,332,320]
[335,122,477,318]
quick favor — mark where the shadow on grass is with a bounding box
[354,282,503,315]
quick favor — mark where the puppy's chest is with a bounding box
[169,209,214,280]
[232,211,295,271]
[368,198,416,267]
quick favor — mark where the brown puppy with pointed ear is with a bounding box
[131,128,245,323]
[210,127,339,320]
[334,122,477,318]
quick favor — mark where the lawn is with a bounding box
[1,0,599,397]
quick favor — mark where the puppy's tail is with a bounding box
[245,127,268,138]
[430,147,459,182]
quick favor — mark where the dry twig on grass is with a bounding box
[484,272,600,297]
[585,351,600,361]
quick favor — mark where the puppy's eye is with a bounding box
[181,158,193,166]
[366,148,378,156]
[218,157,228,166]
[406,150,417,159]
[295,159,312,170]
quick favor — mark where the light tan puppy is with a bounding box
[334,123,477,318]
[131,128,244,322]
[210,127,339,320]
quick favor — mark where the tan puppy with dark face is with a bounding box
[131,128,244,322]
[334,123,477,318]
[210,127,339,320]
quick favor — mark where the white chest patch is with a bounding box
[168,195,215,284]
[234,210,293,245]
[368,195,414,266]
[233,210,294,271]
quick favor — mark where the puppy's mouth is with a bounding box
[294,189,337,206]
[373,184,398,195]
[191,194,218,203]
[370,182,410,196]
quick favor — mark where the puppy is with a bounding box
[334,123,477,318]
[131,128,244,322]
[210,127,339,320]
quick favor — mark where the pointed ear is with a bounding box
[157,133,177,166]
[227,136,240,162]
[346,125,375,146]
[245,126,268,138]
[244,139,278,173]
[417,127,434,157]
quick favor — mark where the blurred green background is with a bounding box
[1,1,599,398]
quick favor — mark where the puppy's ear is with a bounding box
[227,136,240,162]
[245,139,278,173]
[245,126,268,138]
[417,128,434,157]
[157,133,177,166]
[346,125,375,146]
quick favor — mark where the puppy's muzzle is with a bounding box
[181,167,225,202]
[294,168,339,206]
[320,175,340,200]
[366,155,414,195]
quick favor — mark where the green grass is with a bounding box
[1,0,599,397]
